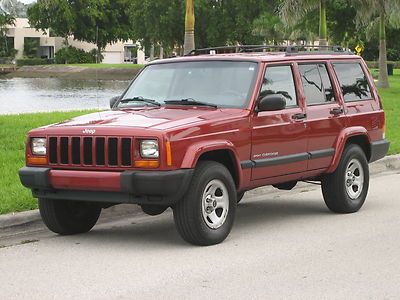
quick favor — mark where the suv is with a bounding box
[19,46,389,245]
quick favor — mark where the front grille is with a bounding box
[49,136,132,167]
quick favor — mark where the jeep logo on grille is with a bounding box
[82,129,96,135]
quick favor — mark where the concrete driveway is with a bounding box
[1,171,399,299]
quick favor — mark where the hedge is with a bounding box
[55,46,99,64]
[16,58,55,67]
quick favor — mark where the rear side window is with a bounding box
[299,64,335,105]
[260,65,297,107]
[333,62,372,102]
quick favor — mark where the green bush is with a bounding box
[0,36,17,59]
[55,46,100,64]
[16,58,55,66]
[23,37,40,58]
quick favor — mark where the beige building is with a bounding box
[6,18,145,64]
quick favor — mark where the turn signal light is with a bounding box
[134,160,159,168]
[165,141,172,166]
[27,156,48,165]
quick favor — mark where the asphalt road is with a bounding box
[1,171,400,299]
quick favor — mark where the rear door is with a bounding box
[298,62,347,171]
[251,63,308,180]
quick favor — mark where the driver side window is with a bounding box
[260,65,297,107]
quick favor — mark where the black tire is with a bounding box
[39,198,101,235]
[237,191,245,203]
[173,161,237,246]
[321,144,369,213]
[141,204,168,216]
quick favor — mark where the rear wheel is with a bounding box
[322,144,369,213]
[39,198,101,235]
[173,161,237,246]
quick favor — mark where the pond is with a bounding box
[0,77,130,114]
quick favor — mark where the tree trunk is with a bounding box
[97,46,101,64]
[159,44,164,59]
[378,13,389,88]
[183,0,195,55]
[319,0,328,49]
[150,44,155,61]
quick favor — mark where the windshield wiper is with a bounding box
[164,98,218,108]
[119,96,161,107]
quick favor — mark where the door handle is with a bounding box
[330,108,344,115]
[292,113,307,120]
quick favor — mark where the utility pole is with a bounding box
[183,0,195,55]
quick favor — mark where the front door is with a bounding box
[251,63,308,180]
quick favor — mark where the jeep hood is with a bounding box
[41,107,245,131]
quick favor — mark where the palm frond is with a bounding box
[279,0,319,26]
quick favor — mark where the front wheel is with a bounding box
[173,161,237,246]
[39,198,101,235]
[321,144,369,213]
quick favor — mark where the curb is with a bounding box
[369,154,400,175]
[0,210,40,229]
[1,154,399,230]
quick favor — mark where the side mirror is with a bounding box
[257,94,286,112]
[110,96,120,109]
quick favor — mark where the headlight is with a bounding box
[140,140,159,158]
[31,138,47,155]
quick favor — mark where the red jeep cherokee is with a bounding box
[19,46,389,245]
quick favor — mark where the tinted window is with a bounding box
[333,63,372,101]
[260,65,297,107]
[299,64,335,105]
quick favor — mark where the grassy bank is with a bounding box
[379,69,400,154]
[68,63,144,69]
[0,110,96,214]
[7,64,142,80]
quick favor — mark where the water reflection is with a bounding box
[0,77,129,114]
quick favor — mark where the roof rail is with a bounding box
[186,45,353,56]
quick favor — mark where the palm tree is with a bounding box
[354,0,400,88]
[280,0,327,47]
[183,0,195,55]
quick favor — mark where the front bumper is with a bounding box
[19,167,194,205]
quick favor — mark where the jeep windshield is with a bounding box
[118,61,258,109]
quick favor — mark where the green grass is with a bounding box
[68,63,144,69]
[0,64,15,68]
[379,69,400,154]
[0,110,96,215]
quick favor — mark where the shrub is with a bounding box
[16,58,55,66]
[55,46,100,64]
[23,37,40,58]
[0,37,17,59]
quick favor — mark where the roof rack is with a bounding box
[187,45,353,56]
